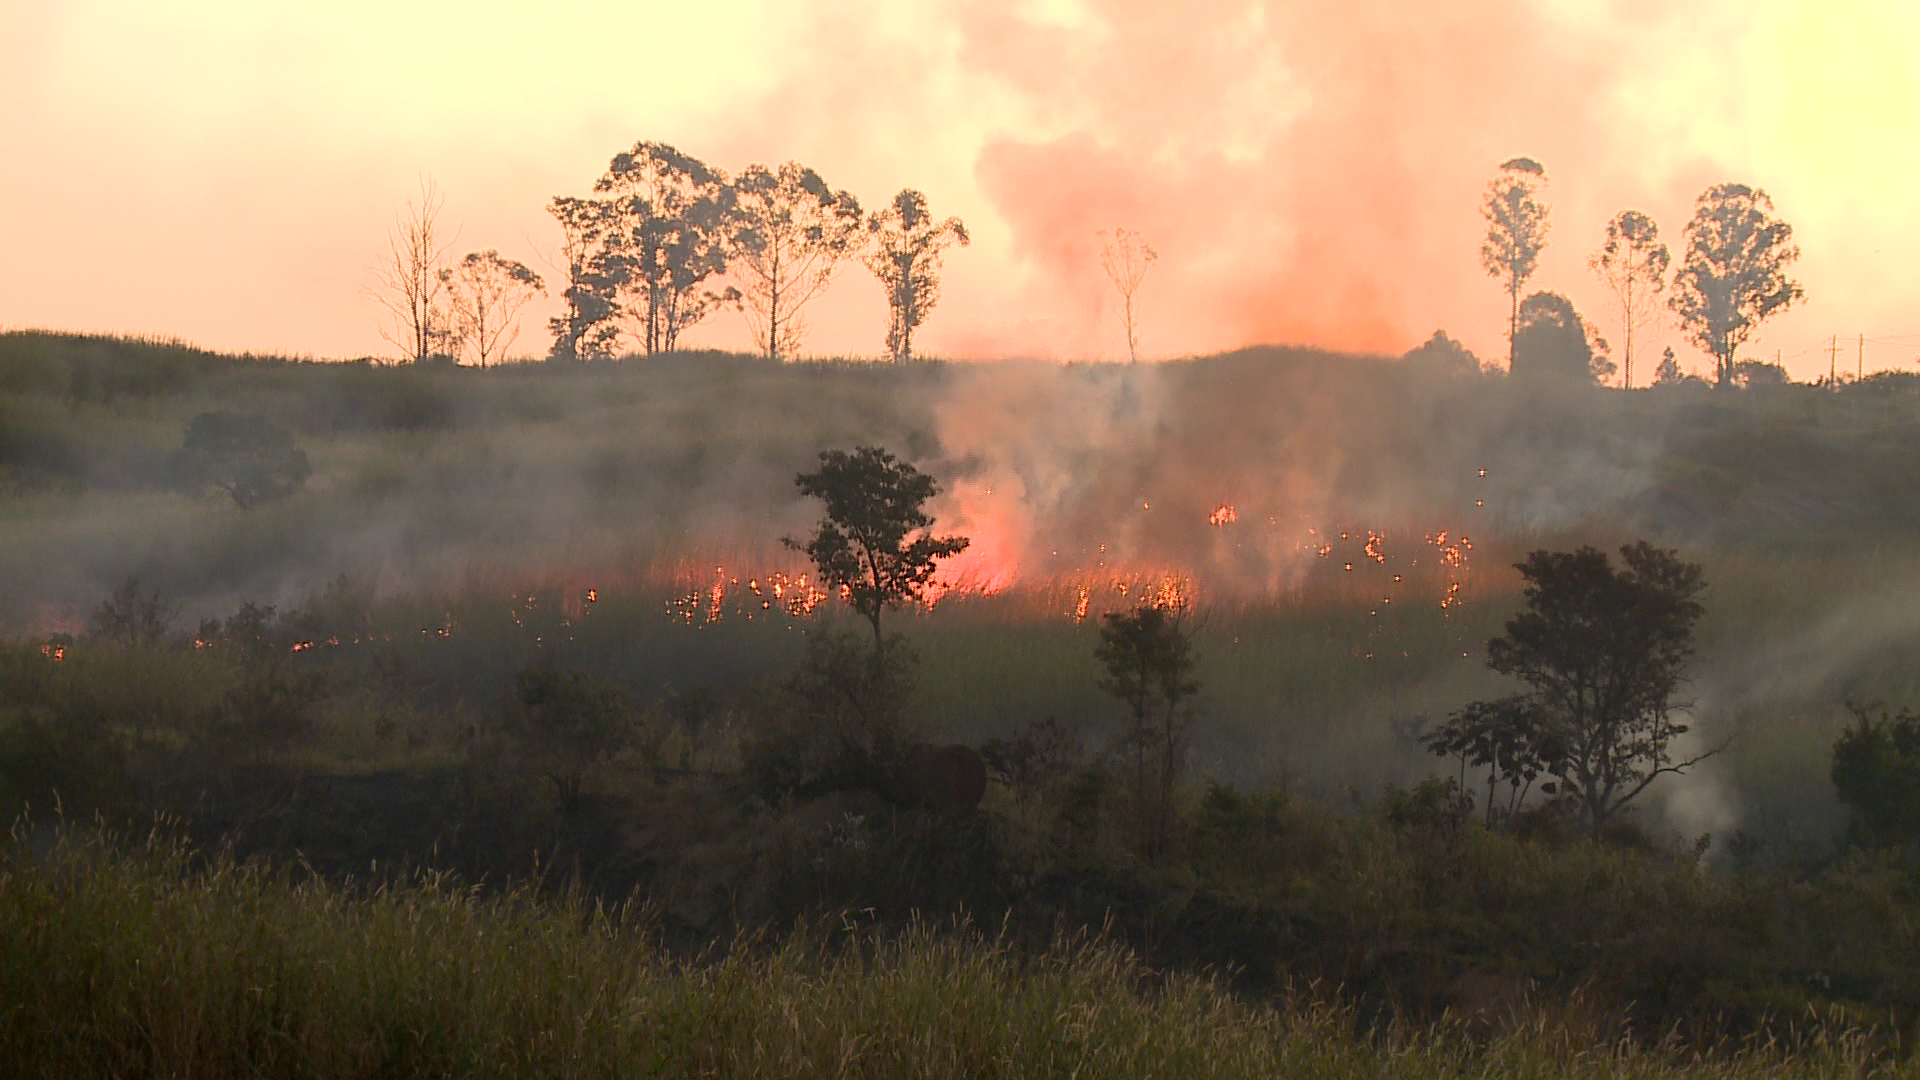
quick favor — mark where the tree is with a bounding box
[1099,227,1157,363]
[1480,158,1551,370]
[733,162,863,361]
[87,577,174,648]
[1423,695,1561,827]
[1652,347,1688,387]
[864,189,969,362]
[1096,603,1200,857]
[1482,542,1716,841]
[502,658,634,814]
[545,195,623,363]
[371,177,457,364]
[440,250,545,367]
[176,411,312,509]
[1589,210,1670,389]
[1402,329,1480,377]
[594,142,743,356]
[1669,183,1804,388]
[1831,702,1920,849]
[786,446,969,653]
[1511,292,1611,384]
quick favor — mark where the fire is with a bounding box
[1208,504,1237,526]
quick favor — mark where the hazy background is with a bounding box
[4,0,1920,376]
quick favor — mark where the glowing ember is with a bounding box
[1208,504,1238,526]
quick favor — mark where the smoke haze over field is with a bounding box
[5,1,1920,377]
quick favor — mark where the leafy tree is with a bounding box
[787,446,969,653]
[440,250,545,367]
[1096,603,1200,858]
[1831,702,1920,849]
[1423,695,1561,827]
[1669,183,1804,388]
[371,177,457,364]
[1098,227,1157,363]
[545,196,623,363]
[1483,542,1716,841]
[594,142,743,356]
[1652,347,1689,387]
[1480,158,1551,370]
[733,162,863,361]
[864,189,969,362]
[1510,292,1611,384]
[749,626,921,799]
[176,411,311,509]
[502,658,634,814]
[1589,210,1670,389]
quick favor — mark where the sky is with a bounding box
[2,0,1918,381]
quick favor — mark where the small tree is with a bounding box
[1096,603,1200,858]
[371,177,457,364]
[786,446,969,654]
[176,411,312,509]
[1831,702,1920,849]
[1483,542,1717,841]
[1669,183,1804,388]
[1652,347,1687,387]
[87,577,174,648]
[1480,158,1550,370]
[594,142,743,356]
[733,162,863,361]
[440,250,545,367]
[1589,210,1671,389]
[1511,292,1611,384]
[1098,227,1157,363]
[502,658,633,814]
[1423,695,1561,827]
[864,189,969,362]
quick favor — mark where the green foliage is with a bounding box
[1511,291,1612,384]
[866,189,969,362]
[789,446,969,650]
[175,410,311,508]
[86,577,175,647]
[1831,702,1920,849]
[745,627,921,801]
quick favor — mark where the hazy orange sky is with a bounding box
[3,0,1917,381]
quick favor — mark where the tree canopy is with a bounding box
[1670,183,1803,388]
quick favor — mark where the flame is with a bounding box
[1208,504,1237,526]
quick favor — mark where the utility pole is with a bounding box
[1828,334,1842,389]
[1858,332,1864,382]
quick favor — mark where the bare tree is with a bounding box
[545,196,622,363]
[1098,227,1157,363]
[864,189,969,362]
[439,251,545,367]
[595,142,742,356]
[1669,183,1803,388]
[732,162,863,361]
[1479,158,1550,370]
[371,178,457,364]
[1589,210,1670,389]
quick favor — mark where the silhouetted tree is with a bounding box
[545,196,622,363]
[87,578,174,648]
[371,177,456,364]
[1590,210,1670,389]
[1099,227,1157,363]
[176,411,311,509]
[594,142,743,356]
[440,250,545,367]
[787,446,968,654]
[1402,329,1480,377]
[1511,292,1611,383]
[733,162,863,361]
[1423,695,1562,827]
[1670,183,1803,388]
[1483,542,1716,841]
[864,189,969,362]
[1480,158,1550,370]
[1096,603,1200,858]
[1652,347,1688,387]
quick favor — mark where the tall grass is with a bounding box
[0,825,1900,1079]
